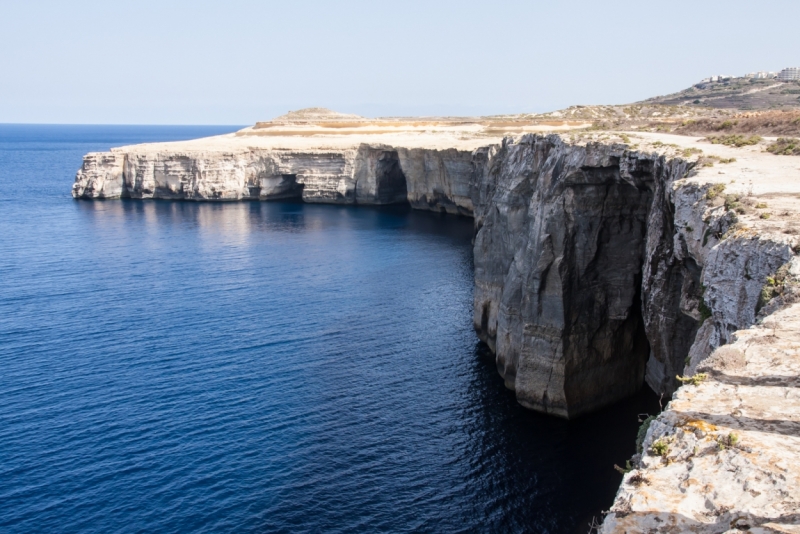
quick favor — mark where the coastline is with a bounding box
[71,113,800,531]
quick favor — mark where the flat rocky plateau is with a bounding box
[73,109,800,532]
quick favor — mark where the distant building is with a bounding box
[745,71,777,79]
[700,75,734,83]
[778,67,800,81]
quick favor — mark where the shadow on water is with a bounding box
[466,343,660,533]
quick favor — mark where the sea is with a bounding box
[0,124,659,533]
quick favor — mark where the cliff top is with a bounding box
[266,108,366,123]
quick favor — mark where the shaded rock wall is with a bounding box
[471,136,688,417]
[397,147,474,215]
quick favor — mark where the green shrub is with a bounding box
[698,299,712,322]
[650,439,669,457]
[766,138,800,156]
[717,432,740,450]
[706,134,763,147]
[706,183,726,199]
[724,194,741,211]
[757,265,789,312]
[677,373,708,386]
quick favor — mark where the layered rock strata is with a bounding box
[75,146,432,207]
[74,147,476,215]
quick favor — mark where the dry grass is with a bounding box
[675,110,800,137]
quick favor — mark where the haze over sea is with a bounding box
[0,125,658,533]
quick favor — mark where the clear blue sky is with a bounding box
[1,0,798,124]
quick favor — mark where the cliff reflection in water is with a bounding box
[0,125,659,534]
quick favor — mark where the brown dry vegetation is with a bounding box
[674,110,800,137]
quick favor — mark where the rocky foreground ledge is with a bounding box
[73,109,800,531]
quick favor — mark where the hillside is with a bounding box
[641,77,800,110]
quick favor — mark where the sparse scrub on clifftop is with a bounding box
[675,110,800,137]
[676,373,708,386]
[766,137,800,156]
[705,183,726,200]
[705,134,763,147]
[757,264,791,312]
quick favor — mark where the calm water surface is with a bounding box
[0,125,659,533]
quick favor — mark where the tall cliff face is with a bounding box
[470,136,694,417]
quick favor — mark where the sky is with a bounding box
[1,0,798,124]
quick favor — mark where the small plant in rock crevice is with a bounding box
[676,373,708,386]
[650,439,669,457]
[698,284,712,323]
[636,415,657,454]
[698,299,712,323]
[756,264,790,312]
[614,460,633,474]
[717,432,740,450]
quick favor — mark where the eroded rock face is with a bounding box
[471,136,685,417]
[397,147,474,215]
[73,144,474,213]
[72,152,126,199]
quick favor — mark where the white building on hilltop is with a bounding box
[745,71,778,79]
[777,67,800,81]
[700,75,734,83]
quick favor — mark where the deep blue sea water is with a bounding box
[0,124,659,533]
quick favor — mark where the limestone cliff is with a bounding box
[471,136,680,418]
[74,146,475,215]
